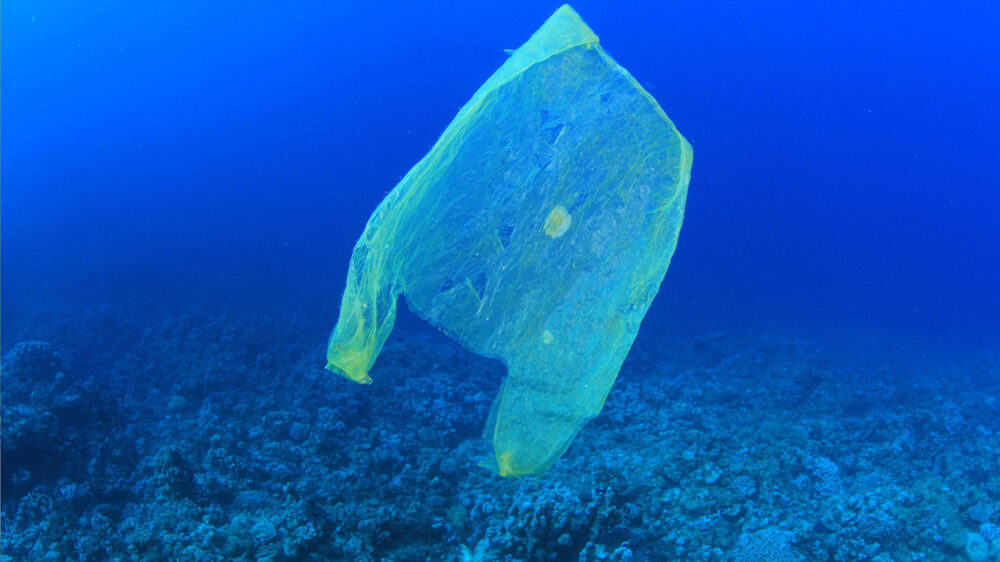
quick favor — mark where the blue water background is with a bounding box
[4,0,999,352]
[3,3,1000,560]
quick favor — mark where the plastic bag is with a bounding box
[326,4,692,475]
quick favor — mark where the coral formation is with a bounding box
[1,305,998,560]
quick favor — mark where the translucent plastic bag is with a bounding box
[326,5,692,475]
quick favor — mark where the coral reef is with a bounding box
[1,306,998,560]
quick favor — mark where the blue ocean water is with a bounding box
[2,1,998,560]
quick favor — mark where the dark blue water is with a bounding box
[3,2,999,560]
[6,0,998,346]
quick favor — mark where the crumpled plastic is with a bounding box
[326,4,692,475]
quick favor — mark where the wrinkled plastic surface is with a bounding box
[326,4,692,475]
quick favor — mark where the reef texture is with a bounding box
[2,305,998,561]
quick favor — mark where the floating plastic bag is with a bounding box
[326,4,692,475]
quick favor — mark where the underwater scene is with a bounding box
[2,1,998,561]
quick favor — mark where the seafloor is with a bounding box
[2,302,998,561]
